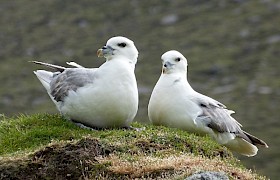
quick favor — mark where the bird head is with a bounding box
[97,36,139,64]
[161,50,188,74]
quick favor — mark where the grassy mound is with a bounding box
[0,114,267,179]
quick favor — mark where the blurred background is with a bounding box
[0,0,279,178]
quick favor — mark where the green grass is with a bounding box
[0,114,90,155]
[0,113,226,158]
[0,113,267,179]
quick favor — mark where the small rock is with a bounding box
[266,35,280,44]
[26,47,36,56]
[77,19,88,28]
[258,86,272,95]
[186,171,229,180]
[239,29,250,38]
[248,15,261,23]
[161,14,178,25]
[138,85,151,94]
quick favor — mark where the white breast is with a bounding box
[148,74,202,133]
[61,59,138,128]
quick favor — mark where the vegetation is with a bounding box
[0,114,267,179]
[0,0,279,178]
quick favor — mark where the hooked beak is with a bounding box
[97,45,115,58]
[164,61,174,68]
[162,61,174,74]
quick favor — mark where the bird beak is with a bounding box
[162,67,166,74]
[97,49,103,57]
[162,61,174,74]
[97,46,114,58]
[164,61,174,68]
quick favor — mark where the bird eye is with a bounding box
[118,43,127,47]
[175,57,181,62]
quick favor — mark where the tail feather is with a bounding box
[34,70,62,110]
[226,130,269,156]
[226,138,258,157]
[30,61,66,72]
[33,70,54,93]
[221,130,268,156]
[66,61,84,68]
[243,131,269,148]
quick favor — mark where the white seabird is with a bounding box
[32,36,139,129]
[148,50,268,156]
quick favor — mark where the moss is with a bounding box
[0,114,267,179]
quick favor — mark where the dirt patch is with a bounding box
[0,138,112,179]
[135,137,230,159]
[135,140,168,153]
[0,137,262,180]
[100,154,258,180]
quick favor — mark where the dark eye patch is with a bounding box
[200,103,207,107]
[118,43,127,47]
[175,57,181,62]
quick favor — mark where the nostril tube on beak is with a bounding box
[164,62,174,68]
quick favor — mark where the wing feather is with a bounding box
[30,61,66,72]
[50,68,97,102]
[195,94,242,134]
[194,94,268,147]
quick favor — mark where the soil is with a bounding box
[0,138,112,180]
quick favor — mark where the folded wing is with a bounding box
[195,94,268,147]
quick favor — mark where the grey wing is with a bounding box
[50,68,97,102]
[195,94,268,147]
[195,94,243,134]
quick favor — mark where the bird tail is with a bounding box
[66,61,84,68]
[30,61,66,72]
[226,138,258,157]
[33,70,53,94]
[225,131,268,157]
[242,131,269,148]
[34,70,62,110]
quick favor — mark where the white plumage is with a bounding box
[33,36,139,128]
[148,50,268,156]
